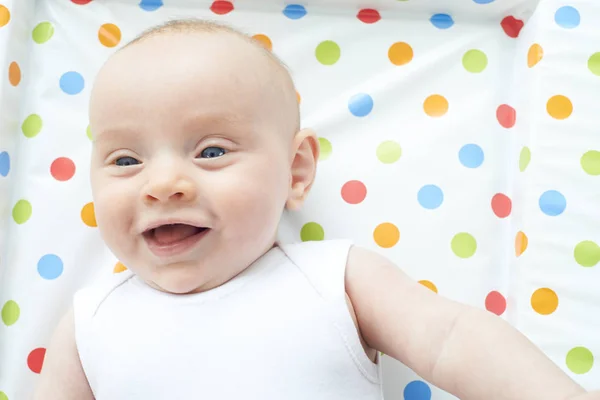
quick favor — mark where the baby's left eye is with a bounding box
[198,146,227,159]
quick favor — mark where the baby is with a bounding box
[34,19,598,400]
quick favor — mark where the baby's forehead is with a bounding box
[91,25,299,139]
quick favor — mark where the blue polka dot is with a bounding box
[37,254,64,280]
[404,380,432,400]
[539,190,567,216]
[459,144,484,168]
[60,72,85,95]
[348,93,373,117]
[418,185,443,210]
[283,4,307,19]
[139,0,163,11]
[430,14,454,29]
[473,0,495,3]
[555,6,580,29]
[0,151,9,177]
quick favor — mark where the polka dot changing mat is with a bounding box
[0,0,599,399]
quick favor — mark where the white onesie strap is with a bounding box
[73,269,134,391]
[279,240,380,383]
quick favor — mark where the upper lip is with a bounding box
[140,219,209,234]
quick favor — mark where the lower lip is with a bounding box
[144,229,209,258]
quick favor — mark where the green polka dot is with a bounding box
[0,391,7,400]
[519,146,531,172]
[566,347,594,374]
[574,241,600,267]
[12,200,32,224]
[2,300,20,326]
[32,22,54,44]
[451,233,477,258]
[588,53,600,76]
[318,137,332,160]
[581,150,600,176]
[315,41,340,66]
[462,50,488,73]
[86,125,93,141]
[300,222,324,242]
[22,114,42,138]
[377,141,402,164]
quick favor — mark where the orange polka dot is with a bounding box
[388,42,413,66]
[419,280,438,293]
[531,288,558,315]
[252,34,272,51]
[515,231,528,256]
[423,94,448,117]
[98,23,121,48]
[527,43,543,68]
[373,222,400,248]
[113,262,127,273]
[9,61,21,86]
[296,91,301,104]
[81,202,97,227]
[0,5,10,28]
[547,95,572,120]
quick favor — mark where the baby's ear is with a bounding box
[286,128,319,210]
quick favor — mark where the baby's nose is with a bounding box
[143,165,197,204]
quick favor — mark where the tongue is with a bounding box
[153,224,201,245]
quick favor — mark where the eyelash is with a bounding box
[113,146,228,167]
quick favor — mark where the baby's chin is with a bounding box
[141,263,225,295]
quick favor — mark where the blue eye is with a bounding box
[115,156,140,167]
[199,146,227,159]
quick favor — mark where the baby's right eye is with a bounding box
[115,156,140,167]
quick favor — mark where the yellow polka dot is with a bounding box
[547,95,572,120]
[373,223,400,248]
[113,262,127,273]
[296,91,301,104]
[81,202,97,227]
[388,42,413,66]
[527,43,543,68]
[0,5,10,28]
[98,23,121,48]
[515,231,528,256]
[423,94,448,117]
[531,288,558,315]
[252,34,272,51]
[419,280,438,293]
[9,61,21,86]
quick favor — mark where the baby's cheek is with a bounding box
[94,181,136,245]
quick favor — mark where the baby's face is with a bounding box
[89,32,299,294]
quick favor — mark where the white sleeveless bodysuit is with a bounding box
[73,240,383,399]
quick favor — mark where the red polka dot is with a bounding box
[71,0,93,4]
[357,9,381,24]
[500,16,524,38]
[27,348,46,374]
[485,291,507,316]
[491,193,512,218]
[210,1,234,14]
[341,180,367,204]
[50,157,76,181]
[497,104,516,128]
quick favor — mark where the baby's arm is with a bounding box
[33,307,94,400]
[345,246,597,400]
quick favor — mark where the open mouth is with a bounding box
[143,223,209,257]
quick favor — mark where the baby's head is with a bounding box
[88,19,318,294]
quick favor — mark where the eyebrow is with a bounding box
[181,111,245,133]
[92,112,248,145]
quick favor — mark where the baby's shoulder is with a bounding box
[73,269,135,319]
